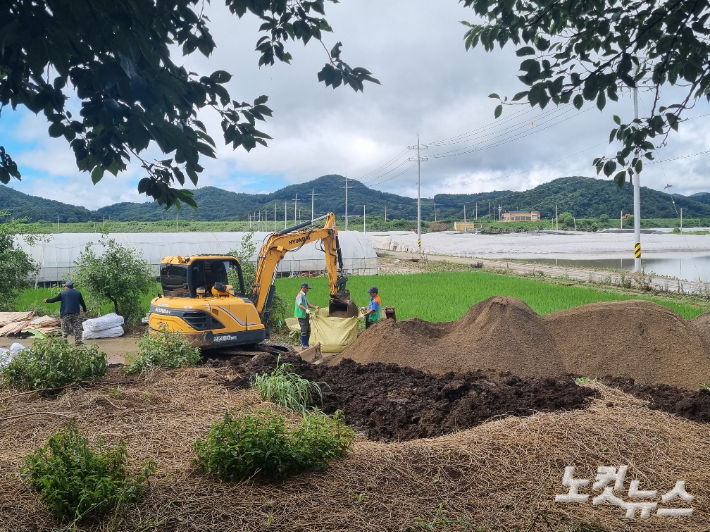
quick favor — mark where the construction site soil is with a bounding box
[329,296,710,390]
[229,354,598,441]
[228,352,710,440]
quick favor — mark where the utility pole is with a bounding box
[384,205,387,224]
[309,188,322,222]
[499,205,502,222]
[621,210,623,229]
[633,79,642,272]
[284,200,287,229]
[258,210,261,232]
[475,202,478,220]
[681,207,683,233]
[556,204,559,230]
[363,205,366,234]
[274,204,277,232]
[292,194,298,225]
[176,212,178,232]
[57,216,60,232]
[463,204,467,233]
[434,202,437,222]
[408,135,428,253]
[340,175,350,230]
[488,201,491,219]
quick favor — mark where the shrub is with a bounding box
[0,214,39,311]
[252,358,324,413]
[1,337,107,390]
[21,420,156,521]
[194,410,354,482]
[73,236,155,323]
[122,327,201,374]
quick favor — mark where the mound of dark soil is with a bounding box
[229,354,597,442]
[329,296,564,378]
[601,375,710,424]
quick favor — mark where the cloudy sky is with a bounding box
[2,0,710,210]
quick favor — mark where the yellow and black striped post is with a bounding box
[634,242,641,259]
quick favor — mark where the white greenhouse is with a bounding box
[18,231,378,285]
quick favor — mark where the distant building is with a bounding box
[502,210,540,222]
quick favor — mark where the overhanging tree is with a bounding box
[0,0,378,208]
[461,0,710,185]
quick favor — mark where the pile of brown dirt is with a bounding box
[331,296,565,377]
[333,297,710,390]
[230,354,597,441]
[543,300,710,389]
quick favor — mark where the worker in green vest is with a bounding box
[294,283,319,349]
[360,286,382,329]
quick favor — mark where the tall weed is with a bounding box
[123,328,201,374]
[194,410,354,482]
[1,337,107,390]
[21,420,156,521]
[252,358,323,413]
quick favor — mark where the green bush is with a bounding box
[194,410,355,482]
[21,420,156,521]
[252,358,324,413]
[1,337,107,390]
[122,327,201,374]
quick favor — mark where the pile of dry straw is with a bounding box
[0,368,708,531]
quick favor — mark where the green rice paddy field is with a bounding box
[18,270,709,321]
[274,270,710,321]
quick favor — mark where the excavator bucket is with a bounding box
[328,289,359,318]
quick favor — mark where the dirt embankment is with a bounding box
[331,296,710,390]
[231,353,597,442]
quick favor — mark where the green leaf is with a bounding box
[210,70,233,84]
[613,115,621,125]
[613,170,626,187]
[516,46,536,56]
[48,123,65,138]
[488,93,500,99]
[494,104,503,118]
[91,167,104,185]
[512,91,529,101]
[573,95,584,109]
[603,160,616,177]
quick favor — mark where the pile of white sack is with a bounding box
[0,342,27,369]
[82,313,124,340]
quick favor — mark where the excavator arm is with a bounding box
[251,213,349,317]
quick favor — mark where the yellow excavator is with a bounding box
[148,213,356,349]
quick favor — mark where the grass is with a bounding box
[275,270,710,321]
[252,359,324,413]
[16,283,162,317]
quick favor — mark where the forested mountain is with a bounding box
[442,176,710,219]
[0,185,100,222]
[2,175,709,223]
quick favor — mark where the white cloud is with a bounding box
[3,0,710,210]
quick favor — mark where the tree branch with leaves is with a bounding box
[462,0,710,186]
[0,0,379,209]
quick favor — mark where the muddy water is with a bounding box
[521,254,710,282]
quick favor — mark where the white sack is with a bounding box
[0,348,12,369]
[82,313,124,332]
[10,343,27,356]
[82,325,124,340]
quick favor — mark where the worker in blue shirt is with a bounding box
[44,280,87,345]
[360,286,382,329]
